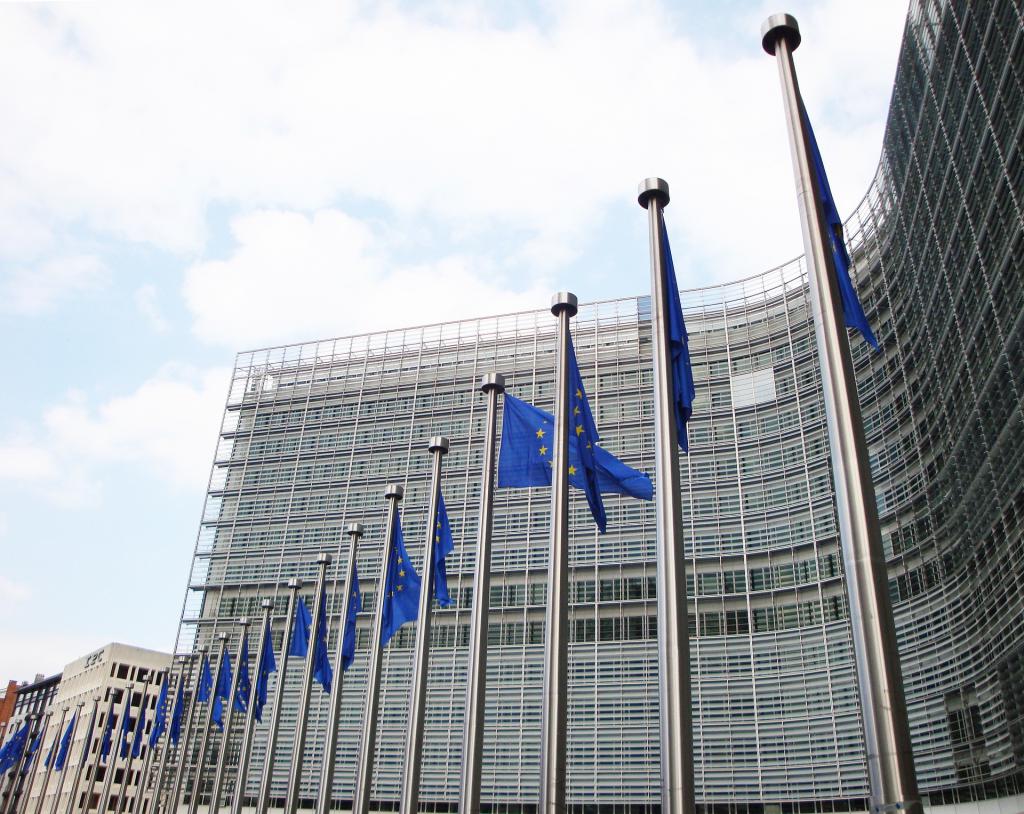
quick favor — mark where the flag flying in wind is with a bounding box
[433,494,456,607]
[312,582,333,694]
[234,634,251,715]
[253,620,276,723]
[54,713,76,771]
[211,651,232,731]
[341,565,362,672]
[659,214,697,451]
[288,598,312,659]
[0,722,28,774]
[802,105,880,351]
[130,699,147,759]
[169,683,184,746]
[498,395,653,513]
[149,679,169,748]
[99,699,115,760]
[565,333,606,531]
[381,508,420,647]
[197,655,213,704]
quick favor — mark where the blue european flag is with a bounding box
[659,214,697,451]
[131,697,146,759]
[498,394,653,509]
[169,684,184,745]
[234,634,251,714]
[802,106,880,351]
[0,722,28,774]
[312,583,333,694]
[341,564,362,672]
[434,494,455,608]
[197,655,213,703]
[565,334,607,531]
[381,508,421,647]
[118,692,133,759]
[149,679,169,748]
[99,699,115,760]
[253,620,277,723]
[54,713,76,771]
[288,598,312,659]
[25,730,42,770]
[211,651,232,731]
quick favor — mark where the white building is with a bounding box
[14,643,170,814]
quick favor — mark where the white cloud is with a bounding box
[135,283,169,332]
[184,208,550,348]
[2,254,110,315]
[0,1,906,285]
[0,576,31,604]
[0,441,56,481]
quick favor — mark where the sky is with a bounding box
[0,0,908,682]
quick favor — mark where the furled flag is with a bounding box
[312,582,333,694]
[149,678,169,748]
[498,394,654,512]
[130,698,147,760]
[0,722,28,775]
[233,634,251,715]
[253,620,277,723]
[197,655,213,704]
[288,598,313,659]
[211,651,232,731]
[169,683,185,746]
[44,727,58,767]
[99,699,115,760]
[25,729,42,770]
[802,105,880,351]
[381,508,421,647]
[54,713,76,771]
[118,691,134,760]
[434,494,456,607]
[659,214,697,451]
[341,565,362,672]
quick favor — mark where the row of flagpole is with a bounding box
[0,15,918,812]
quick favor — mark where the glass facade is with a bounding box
[171,0,1024,810]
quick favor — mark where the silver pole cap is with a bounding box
[217,632,228,641]
[761,13,800,55]
[428,436,450,454]
[239,617,250,626]
[317,552,332,565]
[551,291,578,317]
[638,177,670,209]
[260,598,273,609]
[346,522,364,537]
[385,483,405,500]
[288,577,302,590]
[480,372,505,393]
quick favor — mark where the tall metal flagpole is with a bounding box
[3,713,38,814]
[458,373,505,814]
[17,712,50,814]
[32,706,69,814]
[64,698,100,814]
[761,15,921,814]
[97,687,132,814]
[81,700,113,814]
[399,437,450,814]
[230,601,272,814]
[118,672,156,814]
[638,178,696,814]
[539,291,576,814]
[352,483,404,814]
[254,579,303,814]
[208,620,250,814]
[48,702,83,814]
[169,650,206,814]
[153,657,188,814]
[285,555,331,814]
[134,675,164,814]
[187,636,228,814]
[316,523,364,814]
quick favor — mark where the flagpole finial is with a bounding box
[385,483,404,500]
[761,13,800,55]
[288,577,302,590]
[346,522,364,538]
[239,617,250,627]
[217,632,228,642]
[551,291,578,318]
[480,372,505,393]
[428,436,450,454]
[638,177,670,209]
[261,598,272,609]
[317,552,332,565]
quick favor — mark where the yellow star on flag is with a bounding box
[539,445,548,456]
[536,428,545,438]
[575,424,584,436]
[568,465,577,475]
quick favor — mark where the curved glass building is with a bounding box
[172,0,1024,810]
